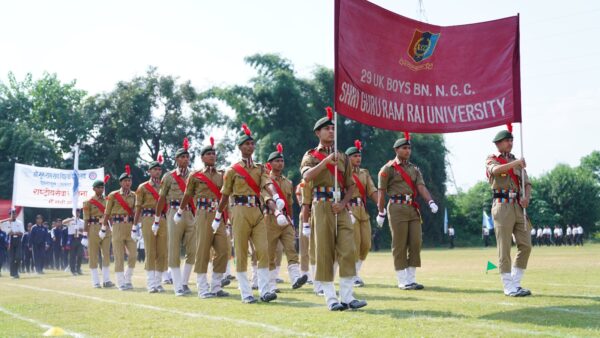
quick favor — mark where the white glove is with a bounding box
[212,212,222,233]
[429,200,439,214]
[226,225,231,237]
[349,211,356,224]
[275,211,288,226]
[81,236,88,248]
[376,210,387,227]
[173,208,184,224]
[131,227,138,240]
[152,215,160,236]
[99,227,107,239]
[273,194,285,211]
[302,222,311,237]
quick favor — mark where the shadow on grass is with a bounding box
[363,308,468,320]
[480,305,600,330]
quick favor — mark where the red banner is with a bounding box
[334,0,521,133]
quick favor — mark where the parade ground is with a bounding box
[1,244,598,337]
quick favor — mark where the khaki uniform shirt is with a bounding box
[299,145,354,190]
[185,167,224,199]
[485,153,531,191]
[221,159,272,197]
[105,189,136,217]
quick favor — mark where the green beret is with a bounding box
[393,137,411,148]
[237,133,254,146]
[200,145,215,156]
[267,151,283,162]
[345,147,360,156]
[148,161,161,170]
[175,148,189,158]
[493,130,513,143]
[313,117,334,131]
[92,180,104,188]
[118,173,132,181]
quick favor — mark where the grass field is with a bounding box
[1,244,599,337]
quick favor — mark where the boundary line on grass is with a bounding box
[0,305,86,338]
[9,284,318,337]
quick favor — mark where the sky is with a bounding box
[1,0,599,194]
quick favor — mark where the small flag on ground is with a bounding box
[43,327,65,336]
[486,261,498,274]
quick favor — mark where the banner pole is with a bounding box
[520,123,527,230]
[334,110,339,237]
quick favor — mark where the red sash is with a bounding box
[492,156,521,189]
[391,162,420,210]
[192,172,228,222]
[232,163,261,196]
[89,198,105,213]
[171,172,196,215]
[352,173,367,202]
[271,179,290,216]
[143,183,167,214]
[310,150,345,189]
[113,192,133,216]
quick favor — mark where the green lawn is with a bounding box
[1,244,599,337]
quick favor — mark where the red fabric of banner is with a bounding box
[335,0,521,133]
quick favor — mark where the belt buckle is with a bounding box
[406,195,412,202]
[508,192,517,199]
[211,200,218,209]
[248,196,255,205]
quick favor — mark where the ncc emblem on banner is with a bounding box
[400,30,440,71]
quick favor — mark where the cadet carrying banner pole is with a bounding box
[520,123,527,230]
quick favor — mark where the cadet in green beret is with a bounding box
[486,124,532,297]
[133,157,167,293]
[214,123,287,304]
[345,140,378,287]
[155,138,197,296]
[264,143,308,293]
[103,165,137,290]
[377,132,438,290]
[301,107,367,311]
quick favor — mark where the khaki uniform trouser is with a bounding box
[312,200,356,282]
[274,241,284,267]
[387,203,421,270]
[492,202,532,273]
[232,205,268,272]
[350,205,372,261]
[88,224,111,269]
[194,209,228,274]
[167,208,196,268]
[112,222,137,272]
[309,213,316,265]
[141,215,167,272]
[265,215,298,271]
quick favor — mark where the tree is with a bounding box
[580,151,600,183]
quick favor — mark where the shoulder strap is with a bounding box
[231,163,261,196]
[352,173,367,202]
[88,198,105,214]
[271,179,290,216]
[492,156,521,188]
[171,172,196,215]
[391,162,420,211]
[113,192,134,216]
[192,172,222,199]
[310,150,345,189]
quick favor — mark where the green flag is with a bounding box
[486,261,497,274]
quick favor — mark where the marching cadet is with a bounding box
[486,124,532,297]
[1,209,24,278]
[103,165,137,291]
[345,140,378,287]
[264,143,308,292]
[63,210,84,276]
[213,123,286,304]
[301,108,367,311]
[156,138,196,296]
[295,181,312,283]
[377,132,439,290]
[31,215,49,275]
[179,137,230,299]
[83,177,114,288]
[134,158,168,293]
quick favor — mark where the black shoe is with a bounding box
[242,296,257,304]
[221,278,231,288]
[260,291,277,302]
[342,299,368,310]
[505,290,524,297]
[77,270,83,275]
[163,278,173,285]
[292,274,308,290]
[182,285,192,295]
[103,281,115,288]
[517,287,532,296]
[316,290,324,296]
[413,283,424,290]
[252,285,258,290]
[329,302,345,311]
[353,278,365,287]
[399,283,418,290]
[226,274,235,280]
[215,290,230,297]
